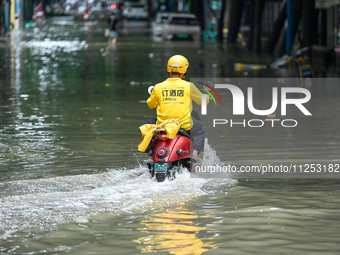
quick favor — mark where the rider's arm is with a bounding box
[147,87,158,109]
[190,83,209,105]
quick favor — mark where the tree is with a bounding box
[190,0,204,30]
[218,0,227,42]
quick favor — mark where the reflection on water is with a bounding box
[206,180,340,255]
[135,203,217,255]
[1,16,340,255]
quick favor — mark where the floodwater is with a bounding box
[1,17,340,254]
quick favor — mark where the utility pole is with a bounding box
[11,0,15,28]
[227,0,244,43]
[249,0,265,53]
[218,0,226,42]
[286,0,293,56]
[265,2,286,54]
[302,0,315,48]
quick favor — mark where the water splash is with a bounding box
[22,40,88,54]
[0,172,233,241]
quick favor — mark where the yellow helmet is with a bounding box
[167,55,189,74]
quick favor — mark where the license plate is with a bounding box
[154,163,169,172]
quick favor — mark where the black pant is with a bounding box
[190,116,206,153]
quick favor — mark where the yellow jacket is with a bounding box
[147,78,206,131]
[138,119,180,152]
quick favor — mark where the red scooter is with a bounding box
[144,127,192,182]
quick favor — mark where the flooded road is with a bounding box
[1,17,340,254]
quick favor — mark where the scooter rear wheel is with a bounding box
[155,172,166,182]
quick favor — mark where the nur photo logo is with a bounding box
[194,78,312,128]
[197,81,223,115]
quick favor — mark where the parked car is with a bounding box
[152,12,201,41]
[151,12,170,38]
[122,3,148,20]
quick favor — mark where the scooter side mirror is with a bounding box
[148,86,154,95]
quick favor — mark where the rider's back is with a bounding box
[147,78,202,130]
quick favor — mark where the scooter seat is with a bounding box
[178,129,190,138]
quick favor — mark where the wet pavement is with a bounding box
[1,16,340,255]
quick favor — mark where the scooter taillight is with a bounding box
[156,146,169,159]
